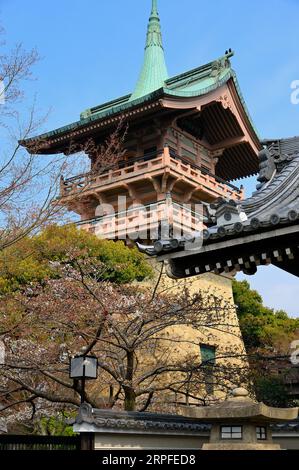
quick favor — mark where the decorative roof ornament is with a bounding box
[256,137,299,191]
[130,0,169,101]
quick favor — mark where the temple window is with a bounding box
[256,426,267,440]
[200,344,216,395]
[200,344,216,365]
[221,426,243,440]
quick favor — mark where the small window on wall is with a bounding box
[256,426,267,440]
[200,344,216,395]
[200,344,216,365]
[221,426,243,440]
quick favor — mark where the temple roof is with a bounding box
[73,391,298,436]
[80,51,240,119]
[73,403,210,434]
[20,2,259,159]
[21,51,257,148]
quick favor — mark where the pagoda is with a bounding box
[21,0,261,242]
[20,1,262,403]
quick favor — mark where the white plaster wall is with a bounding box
[94,433,207,450]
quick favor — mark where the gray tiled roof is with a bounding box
[74,403,210,434]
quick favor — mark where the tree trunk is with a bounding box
[124,350,136,411]
[124,387,136,411]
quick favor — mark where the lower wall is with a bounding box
[92,433,299,450]
[94,433,208,450]
[273,436,299,450]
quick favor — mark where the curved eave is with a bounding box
[164,69,234,98]
[165,68,260,143]
[20,89,167,154]
[230,70,260,141]
[20,68,260,158]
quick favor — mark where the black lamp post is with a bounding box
[69,355,98,404]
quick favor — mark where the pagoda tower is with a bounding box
[22,0,260,243]
[21,1,261,405]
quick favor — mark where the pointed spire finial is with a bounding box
[151,0,158,16]
[130,0,168,101]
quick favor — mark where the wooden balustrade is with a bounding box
[79,202,204,239]
[60,148,243,201]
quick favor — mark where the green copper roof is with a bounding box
[129,0,168,102]
[23,52,259,145]
[21,4,260,147]
[80,54,234,120]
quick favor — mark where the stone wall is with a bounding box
[141,265,247,407]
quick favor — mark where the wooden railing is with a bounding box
[77,201,204,239]
[60,148,243,201]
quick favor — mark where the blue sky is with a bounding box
[1,0,299,315]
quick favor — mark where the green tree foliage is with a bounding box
[0,224,152,294]
[233,280,299,407]
[232,280,299,349]
[250,374,296,408]
[33,413,76,436]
